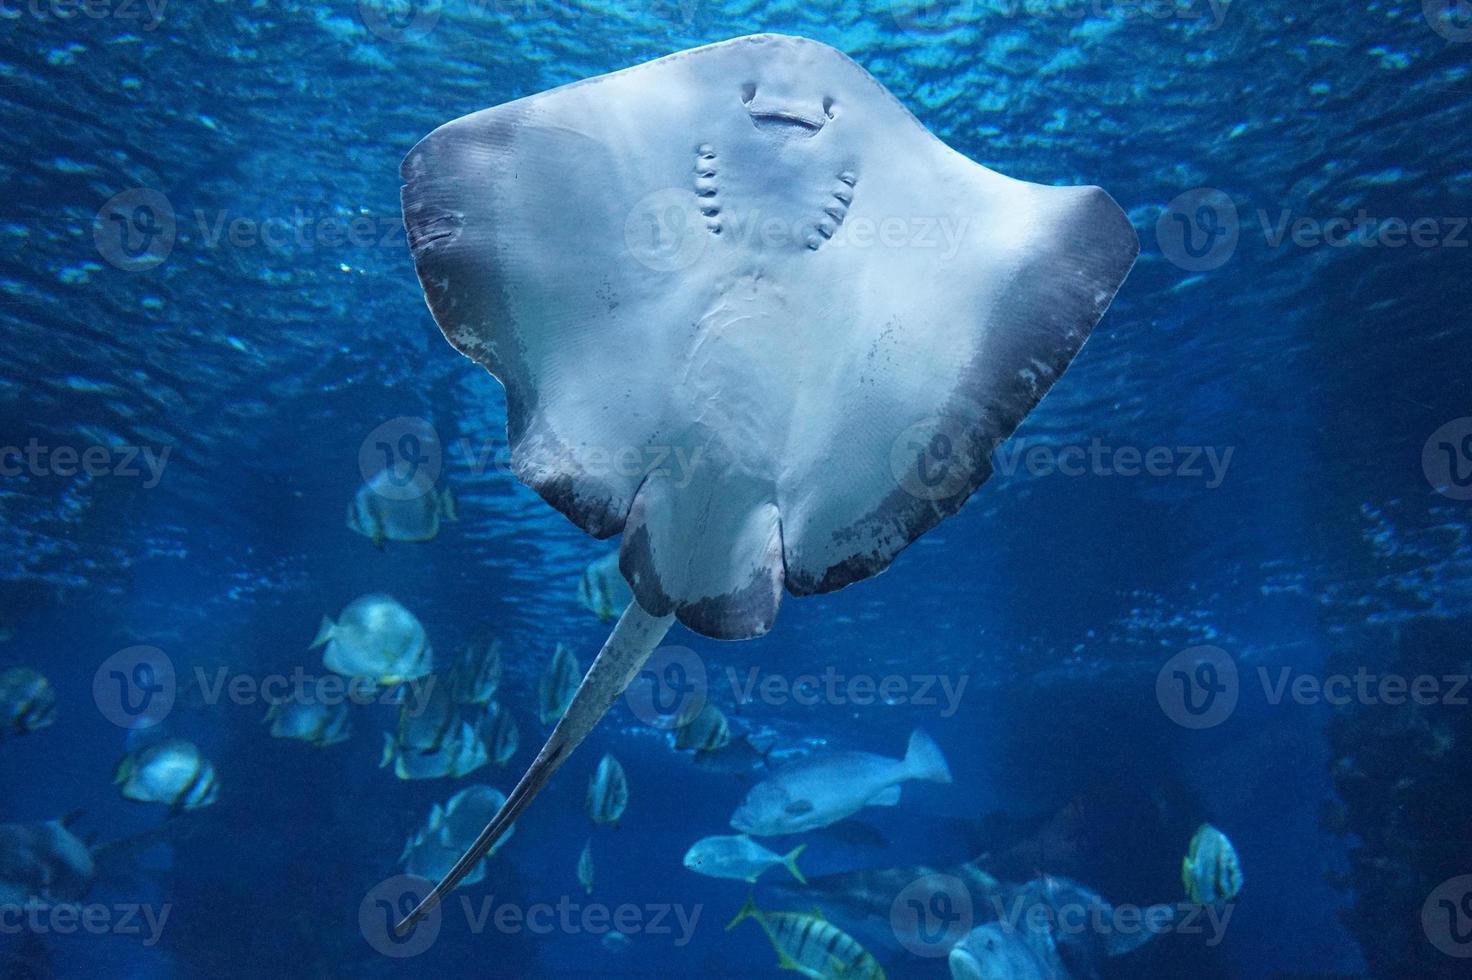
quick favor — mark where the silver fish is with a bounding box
[731,729,951,836]
[675,701,731,755]
[683,834,805,884]
[486,702,519,767]
[0,666,55,738]
[587,753,628,826]
[312,593,433,685]
[577,838,595,895]
[576,550,632,622]
[115,738,219,810]
[401,785,512,888]
[451,631,502,705]
[380,718,489,781]
[537,643,580,725]
[394,674,456,754]
[263,681,351,748]
[347,471,456,547]
[1182,823,1243,905]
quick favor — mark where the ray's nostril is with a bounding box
[740,82,757,104]
[822,96,835,118]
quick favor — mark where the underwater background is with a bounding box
[2,1,1471,977]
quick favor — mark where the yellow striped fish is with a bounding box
[1183,823,1243,905]
[727,894,885,979]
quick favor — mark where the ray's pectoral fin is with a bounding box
[393,601,674,936]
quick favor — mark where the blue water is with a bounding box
[3,1,1472,978]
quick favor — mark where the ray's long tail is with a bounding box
[394,601,674,935]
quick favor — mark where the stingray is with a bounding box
[393,33,1136,931]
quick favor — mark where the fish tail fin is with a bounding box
[309,616,335,650]
[783,844,808,885]
[440,487,458,521]
[726,892,760,931]
[904,728,952,784]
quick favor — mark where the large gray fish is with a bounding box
[587,753,629,826]
[115,738,219,810]
[575,550,633,622]
[312,593,433,685]
[0,816,96,906]
[0,666,56,739]
[346,470,456,547]
[949,923,1052,980]
[731,730,951,836]
[797,859,1006,928]
[537,643,579,725]
[948,876,1179,980]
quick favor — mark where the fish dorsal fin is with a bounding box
[868,785,902,807]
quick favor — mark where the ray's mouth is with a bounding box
[741,83,833,138]
[747,109,826,136]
